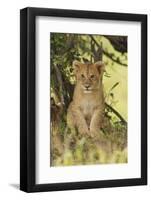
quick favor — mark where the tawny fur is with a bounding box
[67,60,105,138]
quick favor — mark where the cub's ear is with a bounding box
[94,61,105,74]
[73,60,82,73]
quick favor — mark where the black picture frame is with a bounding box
[20,7,147,192]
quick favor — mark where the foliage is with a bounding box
[50,33,128,166]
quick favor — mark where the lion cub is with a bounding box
[67,60,105,138]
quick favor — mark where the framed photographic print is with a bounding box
[20,7,147,192]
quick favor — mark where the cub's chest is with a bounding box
[79,99,96,117]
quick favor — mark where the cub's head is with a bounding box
[73,60,105,93]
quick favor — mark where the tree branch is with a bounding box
[103,35,127,53]
[105,102,127,125]
[90,35,127,67]
[54,64,65,106]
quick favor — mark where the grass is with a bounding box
[50,116,127,167]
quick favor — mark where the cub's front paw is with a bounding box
[89,128,101,138]
[78,125,89,136]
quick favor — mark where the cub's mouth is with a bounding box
[83,89,92,93]
[82,85,93,93]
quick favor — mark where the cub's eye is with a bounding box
[81,74,85,78]
[90,75,95,79]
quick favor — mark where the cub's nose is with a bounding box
[85,85,90,89]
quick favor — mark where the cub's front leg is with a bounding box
[67,103,89,136]
[90,108,103,138]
